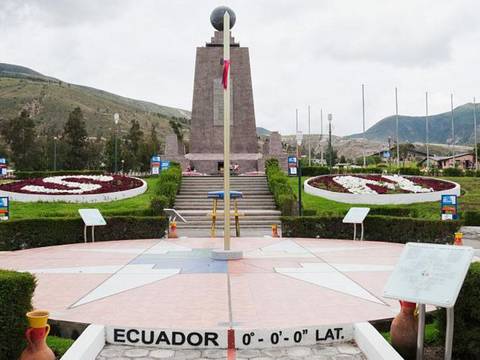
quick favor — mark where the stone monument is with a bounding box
[166,7,287,174]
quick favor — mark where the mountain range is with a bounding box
[349,103,478,145]
[0,63,191,138]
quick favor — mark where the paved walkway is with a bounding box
[0,237,404,329]
[459,226,480,255]
[97,342,366,359]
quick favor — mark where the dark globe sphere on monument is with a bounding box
[210,6,236,31]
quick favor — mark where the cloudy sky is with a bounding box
[1,0,479,136]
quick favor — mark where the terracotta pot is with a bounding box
[20,326,55,360]
[390,301,418,360]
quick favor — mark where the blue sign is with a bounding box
[161,160,170,171]
[383,151,391,159]
[150,155,161,175]
[441,194,458,220]
[0,197,9,221]
[288,156,298,176]
[0,158,6,177]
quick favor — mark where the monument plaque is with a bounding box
[383,242,474,307]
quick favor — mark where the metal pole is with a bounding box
[416,303,426,360]
[53,136,57,171]
[223,11,231,249]
[395,87,400,168]
[114,118,118,173]
[320,109,324,165]
[308,105,311,166]
[474,97,478,171]
[445,307,454,360]
[426,92,430,171]
[451,94,455,164]
[328,114,333,169]
[297,152,302,216]
[362,84,366,167]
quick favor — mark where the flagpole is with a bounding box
[308,105,311,166]
[223,11,231,251]
[362,84,366,168]
[474,97,478,171]
[451,93,455,164]
[395,87,400,168]
[425,91,430,171]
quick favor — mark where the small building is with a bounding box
[420,152,475,169]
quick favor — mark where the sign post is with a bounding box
[441,194,458,220]
[0,158,7,177]
[151,156,161,175]
[384,243,474,360]
[296,131,303,216]
[0,197,9,221]
[342,207,370,240]
[78,209,107,243]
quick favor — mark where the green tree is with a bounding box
[63,107,89,169]
[0,110,39,170]
[122,119,145,171]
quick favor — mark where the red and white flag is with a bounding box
[222,59,230,90]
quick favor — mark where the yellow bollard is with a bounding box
[454,232,463,246]
[168,220,178,239]
[272,224,279,238]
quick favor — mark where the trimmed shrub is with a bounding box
[0,269,36,359]
[150,195,169,216]
[265,160,297,215]
[15,170,104,179]
[302,209,317,216]
[464,211,480,226]
[349,167,383,174]
[155,166,182,208]
[436,262,480,359]
[369,207,418,218]
[0,216,168,251]
[301,166,330,177]
[281,215,460,243]
[398,167,421,175]
[443,168,464,177]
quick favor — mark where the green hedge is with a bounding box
[155,166,182,207]
[436,262,480,359]
[15,170,105,179]
[368,207,418,218]
[0,270,36,359]
[0,216,168,251]
[442,168,464,177]
[301,166,330,177]
[265,158,297,215]
[281,215,460,243]
[464,211,480,226]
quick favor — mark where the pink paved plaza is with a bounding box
[0,237,404,330]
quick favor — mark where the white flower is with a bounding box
[21,175,113,194]
[333,176,382,194]
[382,175,433,193]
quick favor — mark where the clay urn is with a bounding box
[390,301,418,360]
[20,310,55,360]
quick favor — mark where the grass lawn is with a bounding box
[8,177,159,220]
[289,176,480,219]
[47,336,74,357]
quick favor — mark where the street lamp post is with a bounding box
[308,105,311,166]
[114,113,119,173]
[451,94,455,164]
[362,84,366,167]
[395,87,400,168]
[328,113,333,170]
[296,131,303,216]
[53,136,57,171]
[425,92,430,171]
[474,97,478,171]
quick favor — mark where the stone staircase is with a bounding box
[174,176,281,236]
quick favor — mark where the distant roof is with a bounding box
[429,152,473,161]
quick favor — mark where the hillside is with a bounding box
[0,63,191,138]
[349,103,478,145]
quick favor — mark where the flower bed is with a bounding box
[0,175,147,203]
[305,174,460,205]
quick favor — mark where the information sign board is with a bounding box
[441,194,458,220]
[78,209,106,226]
[383,242,474,307]
[288,156,297,176]
[151,155,161,175]
[161,160,171,171]
[0,197,9,221]
[342,207,370,224]
[0,158,7,177]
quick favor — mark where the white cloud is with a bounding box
[1,0,479,137]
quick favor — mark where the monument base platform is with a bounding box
[1,237,406,332]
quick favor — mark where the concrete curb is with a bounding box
[354,322,402,360]
[61,324,105,360]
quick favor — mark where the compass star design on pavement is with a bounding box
[26,239,393,308]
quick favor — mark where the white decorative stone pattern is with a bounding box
[0,177,147,203]
[305,176,461,205]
